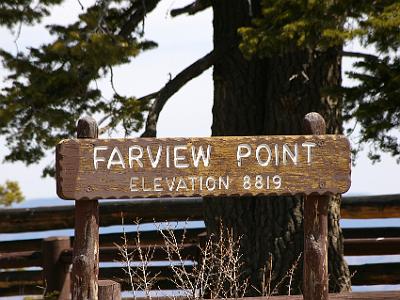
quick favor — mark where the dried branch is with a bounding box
[116,217,160,299]
[118,0,160,37]
[140,49,219,137]
[170,0,212,17]
[158,221,248,299]
[341,51,378,60]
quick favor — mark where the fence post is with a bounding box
[42,236,71,299]
[72,116,100,300]
[98,280,121,300]
[303,112,329,300]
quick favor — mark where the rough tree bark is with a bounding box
[203,0,351,295]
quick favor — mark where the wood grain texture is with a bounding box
[3,194,400,234]
[0,250,42,268]
[341,194,400,219]
[2,264,400,296]
[72,116,99,300]
[98,280,121,300]
[42,236,71,299]
[56,135,351,200]
[244,291,400,299]
[303,112,329,300]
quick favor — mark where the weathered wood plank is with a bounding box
[345,238,400,256]
[2,194,399,234]
[125,294,400,300]
[0,270,42,289]
[341,194,400,219]
[0,250,42,268]
[0,227,204,253]
[302,113,329,300]
[98,280,121,300]
[250,291,400,299]
[56,135,351,200]
[42,236,71,299]
[1,236,397,270]
[8,225,400,253]
[343,227,400,239]
[0,198,204,233]
[350,262,400,285]
[1,263,400,297]
[72,116,99,300]
[60,244,199,264]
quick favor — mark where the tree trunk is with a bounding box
[204,0,351,295]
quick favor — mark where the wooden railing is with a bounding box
[1,195,400,298]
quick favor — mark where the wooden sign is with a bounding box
[56,135,351,200]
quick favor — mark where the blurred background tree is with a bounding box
[0,0,399,295]
[0,180,24,206]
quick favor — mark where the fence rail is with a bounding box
[1,195,399,234]
[1,262,400,297]
[1,194,400,298]
[1,228,400,262]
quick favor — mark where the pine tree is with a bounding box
[0,0,399,295]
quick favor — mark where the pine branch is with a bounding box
[341,51,378,60]
[170,0,211,17]
[140,49,218,137]
[118,0,160,37]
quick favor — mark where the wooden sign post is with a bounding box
[71,117,99,300]
[56,113,351,300]
[303,113,330,300]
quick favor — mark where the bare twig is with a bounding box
[109,65,120,96]
[170,0,211,17]
[116,216,160,299]
[76,0,84,10]
[158,221,248,299]
[116,214,136,297]
[270,252,302,297]
[341,51,378,60]
[140,49,219,137]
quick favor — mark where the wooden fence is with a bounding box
[1,195,400,298]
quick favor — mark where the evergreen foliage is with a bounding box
[0,180,24,206]
[0,0,399,169]
[239,0,400,162]
[0,0,159,175]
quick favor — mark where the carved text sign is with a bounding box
[56,135,351,200]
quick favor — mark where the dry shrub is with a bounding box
[158,222,248,300]
[117,219,301,300]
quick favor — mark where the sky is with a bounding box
[0,0,399,201]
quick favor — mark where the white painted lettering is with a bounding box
[206,176,216,191]
[107,147,125,169]
[237,144,251,167]
[176,177,188,191]
[256,144,272,166]
[174,145,189,168]
[166,177,176,191]
[129,146,143,168]
[93,146,108,170]
[191,145,211,168]
[282,143,298,165]
[219,176,229,190]
[147,145,162,168]
[166,146,170,168]
[141,177,152,192]
[302,142,316,164]
[188,176,197,190]
[154,177,163,192]
[130,177,139,191]
[274,144,279,166]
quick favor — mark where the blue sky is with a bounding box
[0,0,399,200]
